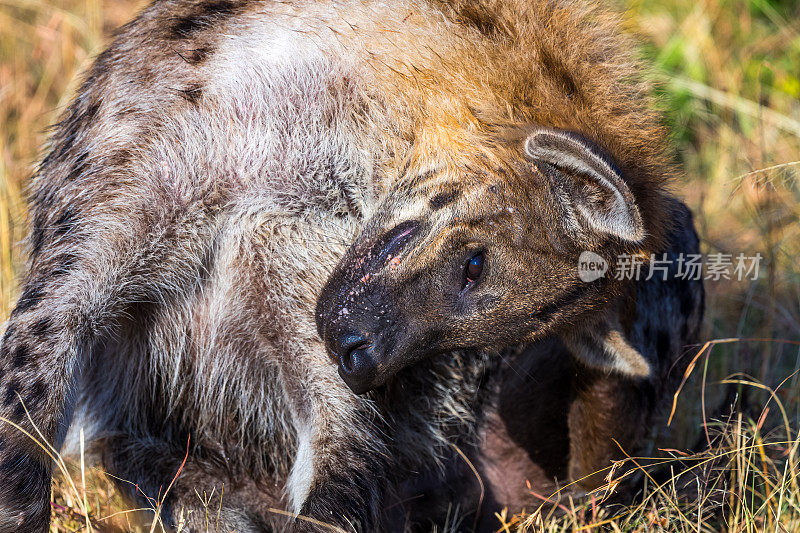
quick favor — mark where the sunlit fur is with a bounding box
[1,0,680,531]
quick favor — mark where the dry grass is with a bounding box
[1,0,798,531]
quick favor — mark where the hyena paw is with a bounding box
[297,481,380,533]
[0,462,51,532]
[0,499,50,533]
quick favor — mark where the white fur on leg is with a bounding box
[286,422,315,513]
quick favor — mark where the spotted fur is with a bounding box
[2,0,694,531]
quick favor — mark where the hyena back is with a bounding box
[2,0,693,531]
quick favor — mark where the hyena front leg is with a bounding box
[567,368,653,490]
[214,212,387,532]
[0,199,212,531]
[281,350,390,532]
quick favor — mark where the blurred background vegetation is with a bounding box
[0,0,798,530]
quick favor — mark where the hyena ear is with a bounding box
[562,311,651,377]
[524,128,645,244]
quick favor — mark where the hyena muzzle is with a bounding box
[0,0,702,531]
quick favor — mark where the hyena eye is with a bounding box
[464,252,485,287]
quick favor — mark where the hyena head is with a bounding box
[317,126,660,394]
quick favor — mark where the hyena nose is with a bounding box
[333,332,377,394]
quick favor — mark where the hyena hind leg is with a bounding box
[0,208,211,531]
[97,434,289,533]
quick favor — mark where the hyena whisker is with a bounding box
[494,349,539,384]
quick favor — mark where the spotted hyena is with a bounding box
[1,0,701,531]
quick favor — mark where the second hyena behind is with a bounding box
[1,0,702,531]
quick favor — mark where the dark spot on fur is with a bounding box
[30,217,46,259]
[56,102,100,159]
[83,100,101,123]
[4,379,21,406]
[176,84,203,105]
[11,345,29,368]
[182,46,211,64]
[454,5,506,37]
[27,380,47,408]
[67,151,89,181]
[12,401,26,421]
[30,317,52,338]
[14,283,45,314]
[53,206,77,237]
[172,15,206,37]
[106,148,133,168]
[192,47,210,62]
[40,98,100,188]
[539,46,581,101]
[52,253,78,277]
[404,168,442,190]
[170,0,240,39]
[429,191,459,210]
[36,267,61,287]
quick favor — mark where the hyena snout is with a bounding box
[328,331,379,394]
[318,285,417,395]
[317,220,423,394]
